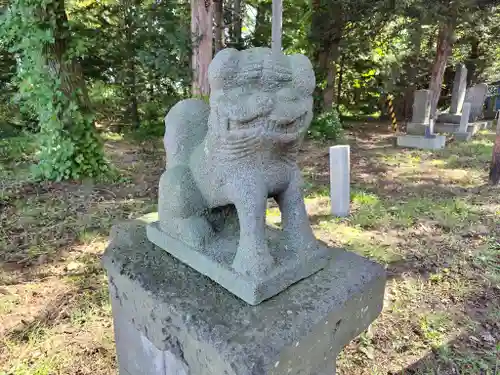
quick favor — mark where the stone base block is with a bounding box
[103,214,386,375]
[454,132,473,142]
[397,134,446,150]
[437,113,461,124]
[406,122,428,135]
[146,219,331,306]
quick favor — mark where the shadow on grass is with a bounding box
[391,283,500,375]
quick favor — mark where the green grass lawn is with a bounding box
[0,125,498,374]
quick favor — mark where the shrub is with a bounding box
[308,107,344,142]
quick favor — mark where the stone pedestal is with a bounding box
[103,214,386,375]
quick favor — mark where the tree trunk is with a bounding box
[191,0,213,97]
[489,117,500,185]
[465,37,480,86]
[404,21,422,122]
[214,0,224,53]
[46,0,92,116]
[124,2,140,129]
[253,1,271,47]
[322,42,340,110]
[336,52,344,107]
[310,0,343,113]
[233,0,242,49]
[429,21,455,120]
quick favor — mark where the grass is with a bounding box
[1,124,499,374]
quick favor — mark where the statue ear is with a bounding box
[288,54,315,96]
[209,48,240,92]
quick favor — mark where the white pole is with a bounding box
[329,145,350,217]
[271,0,282,54]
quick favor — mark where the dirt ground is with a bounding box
[0,122,499,374]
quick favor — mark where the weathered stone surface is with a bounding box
[151,47,328,304]
[103,215,386,375]
[147,218,330,305]
[397,134,446,150]
[411,89,432,124]
[464,83,488,121]
[450,63,467,114]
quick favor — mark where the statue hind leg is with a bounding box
[158,165,213,248]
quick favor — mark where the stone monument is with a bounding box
[103,47,386,375]
[406,89,432,135]
[401,89,446,149]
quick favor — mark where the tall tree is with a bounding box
[490,117,500,185]
[214,0,224,52]
[191,0,213,96]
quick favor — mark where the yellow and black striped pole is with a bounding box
[386,94,398,133]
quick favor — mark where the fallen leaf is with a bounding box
[481,332,495,344]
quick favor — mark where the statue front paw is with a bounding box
[161,216,214,249]
[232,242,274,278]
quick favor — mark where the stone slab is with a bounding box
[103,215,386,375]
[454,132,473,142]
[147,217,331,306]
[411,121,489,136]
[397,134,446,150]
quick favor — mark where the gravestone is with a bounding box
[450,63,467,114]
[464,83,488,122]
[407,89,431,135]
[411,89,431,124]
[103,47,386,375]
[329,145,350,217]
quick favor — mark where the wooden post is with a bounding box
[489,114,500,185]
[271,0,282,53]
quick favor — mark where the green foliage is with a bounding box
[308,107,344,141]
[1,0,109,181]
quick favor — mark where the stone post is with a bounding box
[454,102,472,141]
[103,214,386,375]
[450,63,467,115]
[329,145,350,217]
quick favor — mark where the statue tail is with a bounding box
[164,99,209,167]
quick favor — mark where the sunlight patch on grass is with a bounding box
[317,222,400,264]
[418,312,453,348]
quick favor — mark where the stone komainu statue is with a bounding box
[158,47,318,278]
